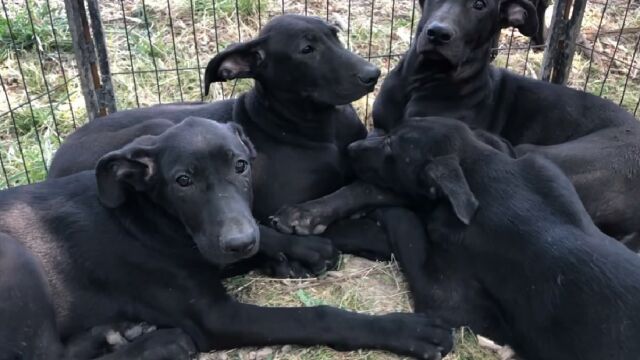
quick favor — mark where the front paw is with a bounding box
[270,204,333,235]
[380,314,453,360]
[265,236,339,278]
[119,328,196,360]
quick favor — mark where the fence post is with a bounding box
[540,0,588,84]
[63,0,116,120]
[87,0,117,114]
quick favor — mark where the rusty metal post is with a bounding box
[87,0,116,114]
[63,0,116,120]
[540,0,587,84]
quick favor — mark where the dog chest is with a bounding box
[250,143,348,220]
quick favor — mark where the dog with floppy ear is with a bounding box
[348,117,640,360]
[272,0,640,249]
[47,14,392,278]
[0,117,455,360]
[269,0,542,234]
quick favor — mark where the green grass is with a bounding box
[0,0,71,61]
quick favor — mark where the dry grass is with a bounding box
[197,256,506,360]
[0,1,639,359]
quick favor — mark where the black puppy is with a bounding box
[0,117,452,360]
[348,118,640,360]
[48,14,402,276]
[274,0,640,247]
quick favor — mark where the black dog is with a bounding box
[348,118,640,360]
[0,117,452,360]
[273,0,640,247]
[48,14,406,276]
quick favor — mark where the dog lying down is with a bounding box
[348,117,640,360]
[0,117,453,360]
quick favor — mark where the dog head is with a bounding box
[414,0,538,70]
[204,14,380,106]
[349,118,512,225]
[96,117,259,266]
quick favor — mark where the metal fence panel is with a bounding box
[1,0,639,190]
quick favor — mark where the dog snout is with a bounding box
[218,216,259,258]
[221,232,257,256]
[221,231,258,255]
[357,66,381,86]
[426,23,455,45]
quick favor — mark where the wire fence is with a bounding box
[0,0,639,189]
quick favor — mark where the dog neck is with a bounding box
[403,43,499,129]
[241,83,339,145]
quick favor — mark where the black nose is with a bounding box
[426,23,454,44]
[357,66,381,86]
[221,232,257,255]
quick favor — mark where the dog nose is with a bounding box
[221,231,257,255]
[357,66,381,85]
[426,23,454,44]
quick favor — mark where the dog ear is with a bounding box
[95,144,157,208]
[418,0,426,9]
[500,0,539,37]
[226,122,257,160]
[420,155,479,225]
[203,37,267,96]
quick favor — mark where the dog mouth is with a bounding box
[418,47,455,64]
[364,81,378,92]
[417,50,460,73]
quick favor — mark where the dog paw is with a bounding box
[265,236,339,278]
[270,205,334,235]
[132,328,197,360]
[380,314,453,360]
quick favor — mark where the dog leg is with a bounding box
[196,300,453,359]
[375,207,434,313]
[90,328,196,360]
[271,181,405,235]
[324,216,392,261]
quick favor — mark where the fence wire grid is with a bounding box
[0,0,639,189]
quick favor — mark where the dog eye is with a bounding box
[235,160,249,174]
[300,45,315,54]
[472,0,486,9]
[176,175,193,187]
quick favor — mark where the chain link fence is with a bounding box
[1,0,639,189]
